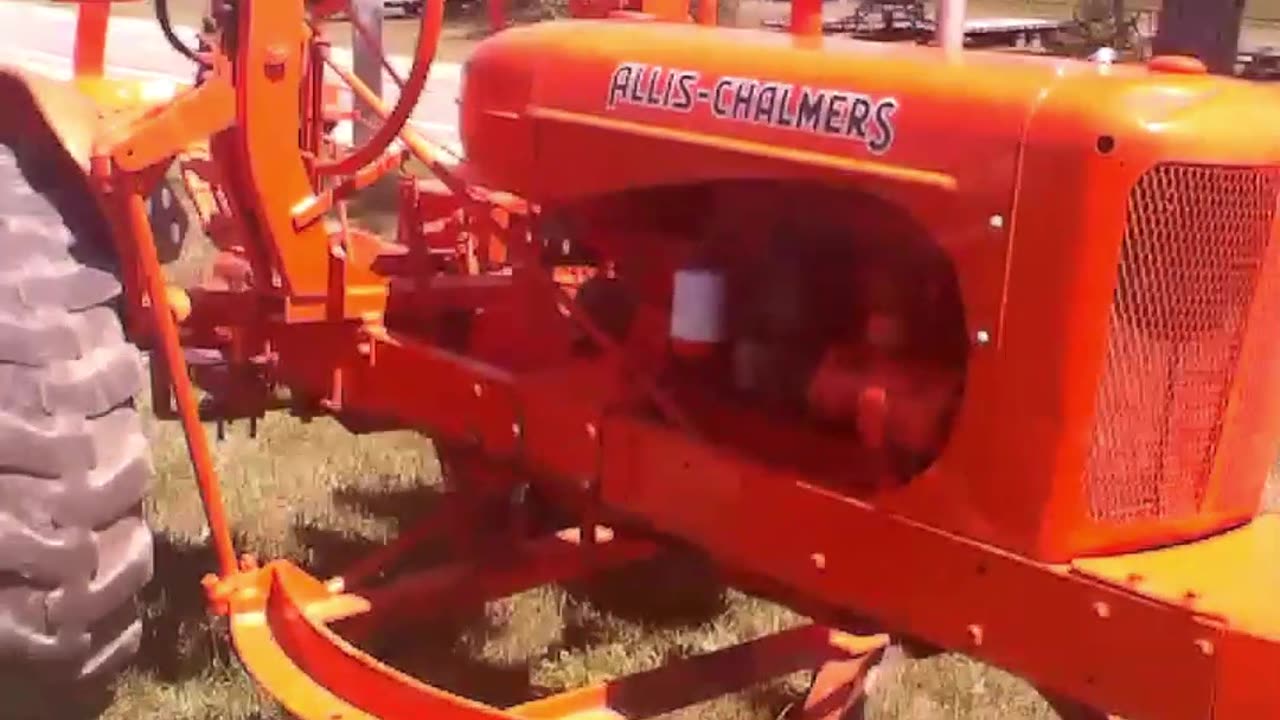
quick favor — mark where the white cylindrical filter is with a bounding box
[670,268,727,354]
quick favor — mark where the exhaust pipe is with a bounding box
[936,0,966,57]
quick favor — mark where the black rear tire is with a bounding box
[0,144,154,717]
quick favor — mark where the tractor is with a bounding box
[1,0,1280,718]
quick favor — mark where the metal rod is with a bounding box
[73,1,109,77]
[510,625,879,719]
[312,0,442,175]
[322,52,460,170]
[332,494,463,591]
[343,13,407,90]
[351,0,385,147]
[124,183,238,579]
[696,0,718,26]
[489,0,506,34]
[790,0,823,37]
[937,0,967,58]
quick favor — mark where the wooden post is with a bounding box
[1152,0,1245,75]
[352,0,384,146]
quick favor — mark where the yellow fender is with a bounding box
[0,63,187,166]
[0,67,109,173]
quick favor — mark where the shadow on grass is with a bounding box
[128,471,761,716]
[293,482,454,581]
[134,479,451,683]
[294,483,737,709]
[361,609,545,707]
[136,532,242,683]
[562,548,730,630]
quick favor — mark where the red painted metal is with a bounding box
[222,553,882,720]
[72,1,109,77]
[798,646,886,720]
[109,171,239,579]
[790,0,823,36]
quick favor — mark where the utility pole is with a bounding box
[352,0,385,145]
[1152,0,1245,75]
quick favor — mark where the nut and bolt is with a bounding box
[967,624,985,647]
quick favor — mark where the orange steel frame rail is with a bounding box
[53,0,1280,718]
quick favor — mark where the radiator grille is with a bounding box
[1085,164,1280,522]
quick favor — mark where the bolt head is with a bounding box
[967,624,984,647]
[264,45,288,69]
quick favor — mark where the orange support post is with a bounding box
[116,173,238,580]
[936,0,966,58]
[790,0,823,37]
[696,0,718,25]
[73,1,110,77]
[489,0,505,33]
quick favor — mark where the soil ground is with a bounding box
[6,1,1280,719]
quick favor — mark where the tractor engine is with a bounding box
[520,178,972,495]
[685,213,970,486]
[740,238,965,470]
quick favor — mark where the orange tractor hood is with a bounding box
[455,20,1280,205]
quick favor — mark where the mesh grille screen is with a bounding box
[1085,164,1280,522]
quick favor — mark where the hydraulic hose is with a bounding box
[155,0,206,65]
[311,0,444,177]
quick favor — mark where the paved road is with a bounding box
[0,1,465,154]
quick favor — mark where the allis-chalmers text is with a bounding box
[604,62,899,156]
